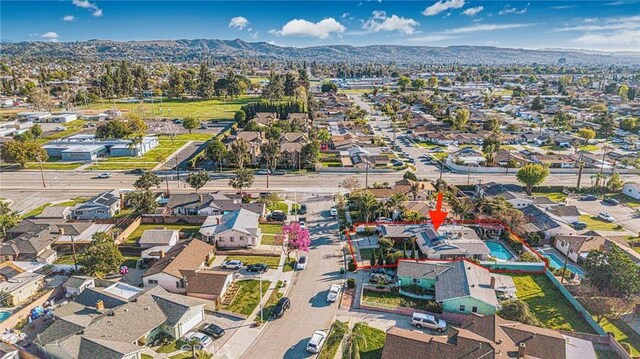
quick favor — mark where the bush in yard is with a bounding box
[621,342,632,354]
[347,278,356,288]
[497,299,542,327]
[347,259,356,272]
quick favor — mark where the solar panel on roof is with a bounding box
[0,266,20,279]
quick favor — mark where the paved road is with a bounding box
[242,194,343,359]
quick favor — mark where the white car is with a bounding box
[97,173,112,179]
[330,207,338,216]
[221,260,244,269]
[183,331,212,347]
[306,330,327,353]
[296,256,308,270]
[257,169,271,175]
[411,312,447,333]
[598,212,615,222]
[55,126,66,132]
[327,284,341,302]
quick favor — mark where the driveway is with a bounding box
[242,194,343,359]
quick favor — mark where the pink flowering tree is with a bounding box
[276,222,311,259]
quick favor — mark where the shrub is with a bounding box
[621,342,632,354]
[347,259,356,272]
[347,278,356,288]
[497,299,542,327]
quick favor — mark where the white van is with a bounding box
[306,330,327,353]
[411,312,447,333]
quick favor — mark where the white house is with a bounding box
[199,209,261,248]
[46,113,78,123]
[62,276,95,297]
[138,229,179,249]
[623,182,640,200]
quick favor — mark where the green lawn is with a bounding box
[415,142,442,149]
[578,145,600,152]
[353,322,386,359]
[86,162,157,171]
[579,215,624,232]
[24,162,84,170]
[77,96,259,120]
[256,280,284,322]
[318,321,349,359]
[54,254,78,265]
[361,290,438,311]
[433,152,449,161]
[260,234,280,246]
[21,196,89,219]
[156,340,186,353]
[37,120,89,144]
[121,255,140,269]
[533,192,567,203]
[540,145,565,152]
[224,255,280,269]
[609,193,640,208]
[597,316,640,356]
[267,201,288,212]
[221,279,270,316]
[126,223,201,244]
[259,223,283,235]
[100,137,188,164]
[510,274,594,333]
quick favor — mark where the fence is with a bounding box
[114,216,141,244]
[141,215,208,225]
[0,287,63,333]
[544,269,606,335]
[480,261,546,274]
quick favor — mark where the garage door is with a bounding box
[180,310,204,336]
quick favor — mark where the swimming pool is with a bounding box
[0,311,11,323]
[486,241,514,261]
[541,251,586,277]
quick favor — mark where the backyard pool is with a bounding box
[486,241,514,261]
[540,250,586,277]
[0,311,11,322]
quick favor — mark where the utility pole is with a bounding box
[467,164,471,185]
[505,150,511,175]
[37,155,46,188]
[175,156,180,187]
[576,152,584,191]
[165,173,170,195]
[365,159,369,189]
[71,235,78,272]
[259,271,264,322]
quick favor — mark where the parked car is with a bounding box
[432,147,444,153]
[602,197,620,206]
[97,173,112,179]
[246,263,269,273]
[55,126,66,132]
[257,169,271,175]
[411,312,447,333]
[199,323,225,339]
[273,170,286,175]
[580,195,598,201]
[306,331,328,353]
[268,210,287,222]
[598,212,615,222]
[127,169,145,175]
[183,331,213,347]
[271,297,291,319]
[330,207,338,216]
[221,260,243,269]
[391,159,403,167]
[298,204,307,215]
[299,217,307,228]
[572,221,587,230]
[296,256,308,270]
[327,284,341,302]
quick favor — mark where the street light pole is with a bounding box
[259,272,263,322]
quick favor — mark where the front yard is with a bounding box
[353,322,386,359]
[256,280,284,322]
[361,290,441,312]
[125,223,202,244]
[224,255,281,269]
[509,274,594,333]
[532,192,567,203]
[259,223,283,246]
[579,215,624,232]
[318,321,349,359]
[220,279,271,316]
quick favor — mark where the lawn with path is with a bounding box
[221,279,270,316]
[532,192,567,203]
[579,214,624,232]
[125,223,202,244]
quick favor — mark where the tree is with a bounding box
[167,67,185,98]
[411,78,427,91]
[619,84,629,101]
[530,96,544,111]
[578,128,596,145]
[427,76,439,89]
[342,323,368,359]
[125,190,158,215]
[79,232,124,278]
[185,171,209,192]
[206,139,228,172]
[30,124,43,139]
[182,116,200,134]
[228,168,254,192]
[1,140,47,167]
[403,171,417,181]
[516,163,549,195]
[29,87,54,111]
[497,299,542,326]
[596,114,616,138]
[276,222,311,259]
[397,76,411,91]
[234,110,247,127]
[197,62,215,99]
[482,137,501,167]
[283,72,298,97]
[260,139,281,171]
[133,171,161,191]
[403,210,423,222]
[320,81,337,93]
[483,117,500,132]
[607,173,624,192]
[453,108,470,130]
[354,190,378,223]
[316,128,331,144]
[583,246,640,298]
[619,117,637,132]
[300,141,320,169]
[229,139,250,169]
[0,202,19,238]
[340,177,361,191]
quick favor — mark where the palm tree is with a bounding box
[409,183,420,200]
[357,191,378,223]
[342,324,368,359]
[385,193,407,218]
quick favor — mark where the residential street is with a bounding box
[242,194,344,359]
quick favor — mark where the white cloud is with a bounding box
[554,15,640,32]
[462,6,484,16]
[41,32,59,41]
[498,4,529,15]
[271,18,346,39]
[573,29,640,51]
[62,15,75,22]
[229,16,249,30]
[72,0,103,17]
[408,34,460,42]
[341,12,350,19]
[362,11,419,34]
[550,5,576,9]
[423,0,465,16]
[442,23,534,34]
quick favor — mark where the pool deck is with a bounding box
[537,247,587,276]
[485,240,519,262]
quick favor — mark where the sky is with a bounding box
[1,0,639,51]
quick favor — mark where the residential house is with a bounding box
[529,153,576,168]
[368,179,435,202]
[280,132,308,168]
[233,131,264,165]
[623,182,640,200]
[554,235,608,263]
[142,239,215,294]
[71,190,121,220]
[34,205,73,220]
[62,276,96,297]
[381,314,597,359]
[0,261,45,306]
[167,192,265,216]
[547,205,581,224]
[199,208,261,248]
[520,205,573,239]
[286,113,311,131]
[0,222,60,263]
[138,229,179,249]
[396,259,515,315]
[184,270,233,308]
[476,183,557,209]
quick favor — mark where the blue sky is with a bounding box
[2,1,639,51]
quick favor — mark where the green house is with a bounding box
[397,259,516,316]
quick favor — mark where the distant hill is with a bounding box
[2,39,638,65]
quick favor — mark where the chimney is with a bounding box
[159,249,165,259]
[216,217,220,225]
[490,276,496,289]
[518,343,526,358]
[96,300,104,311]
[199,194,203,202]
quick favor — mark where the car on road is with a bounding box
[602,197,620,206]
[330,207,338,216]
[221,260,244,270]
[391,159,403,167]
[127,169,145,175]
[84,123,97,128]
[580,195,598,201]
[55,126,67,132]
[246,263,269,273]
[296,256,308,270]
[96,173,112,179]
[327,284,341,302]
[183,331,213,347]
[598,212,615,222]
[299,217,307,228]
[271,297,291,319]
[199,323,226,339]
[432,147,444,153]
[257,169,271,175]
[411,312,447,333]
[572,221,587,230]
[298,204,307,215]
[273,169,286,175]
[306,331,327,353]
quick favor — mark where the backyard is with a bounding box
[532,192,567,203]
[221,279,271,316]
[125,223,202,244]
[509,274,594,333]
[596,316,640,356]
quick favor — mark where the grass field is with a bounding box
[77,96,259,120]
[610,193,640,208]
[361,290,438,311]
[578,145,600,152]
[259,223,283,235]
[224,255,281,269]
[579,214,624,232]
[126,223,201,244]
[509,274,594,333]
[353,322,387,359]
[36,120,89,144]
[86,162,157,171]
[533,192,567,203]
[21,196,89,219]
[597,316,640,356]
[221,279,270,316]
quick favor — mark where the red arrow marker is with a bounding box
[429,192,448,231]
